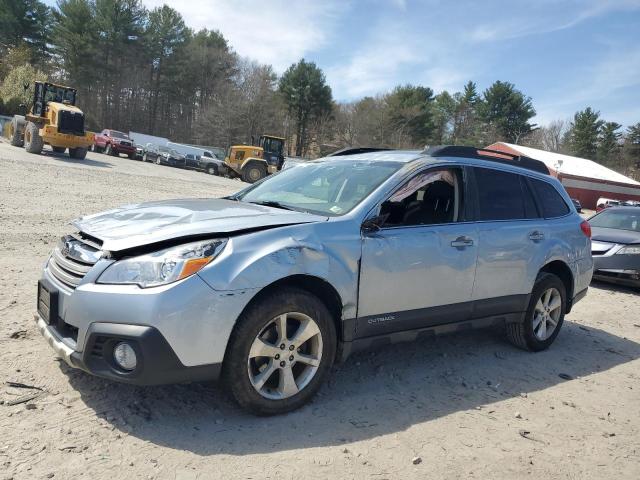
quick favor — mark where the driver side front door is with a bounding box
[356,166,478,338]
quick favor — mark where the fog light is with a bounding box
[113,342,137,371]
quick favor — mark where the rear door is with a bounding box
[357,166,479,338]
[470,167,547,313]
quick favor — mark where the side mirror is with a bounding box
[361,214,388,234]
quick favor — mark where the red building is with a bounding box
[487,142,640,210]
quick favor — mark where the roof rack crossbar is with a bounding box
[425,145,549,175]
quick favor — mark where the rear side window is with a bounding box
[474,168,538,221]
[530,178,570,218]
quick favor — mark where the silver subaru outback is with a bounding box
[36,146,593,415]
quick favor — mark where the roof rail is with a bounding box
[327,147,393,157]
[425,145,549,175]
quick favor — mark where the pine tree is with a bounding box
[478,81,536,144]
[597,121,622,166]
[568,107,603,159]
[278,59,333,156]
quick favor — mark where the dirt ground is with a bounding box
[1,140,639,480]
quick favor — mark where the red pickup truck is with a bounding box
[93,129,136,158]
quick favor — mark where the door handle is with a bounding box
[451,236,474,248]
[529,231,545,241]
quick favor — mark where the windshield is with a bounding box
[589,209,640,232]
[43,85,76,105]
[237,160,402,216]
[111,131,128,139]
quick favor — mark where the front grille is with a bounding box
[58,110,85,136]
[48,234,102,289]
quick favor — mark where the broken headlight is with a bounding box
[97,239,227,288]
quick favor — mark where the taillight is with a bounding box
[580,220,591,238]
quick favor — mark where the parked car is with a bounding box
[588,206,640,288]
[596,197,621,212]
[133,144,144,161]
[185,153,225,175]
[35,146,593,415]
[93,129,136,159]
[143,145,185,167]
[571,198,582,213]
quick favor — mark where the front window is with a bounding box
[237,160,402,216]
[110,131,128,139]
[589,209,640,232]
[380,168,462,227]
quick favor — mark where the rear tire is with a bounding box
[52,146,66,154]
[223,288,337,415]
[9,116,25,147]
[68,147,87,159]
[242,162,266,183]
[24,122,44,154]
[506,272,566,351]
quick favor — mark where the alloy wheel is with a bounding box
[532,287,562,340]
[247,312,323,400]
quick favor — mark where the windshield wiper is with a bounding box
[249,200,295,211]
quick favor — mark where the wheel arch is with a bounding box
[539,260,574,313]
[233,274,345,344]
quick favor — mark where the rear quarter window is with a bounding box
[530,178,570,218]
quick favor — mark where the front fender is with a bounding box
[198,222,360,319]
[240,157,266,170]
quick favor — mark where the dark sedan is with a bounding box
[589,207,640,288]
[143,146,185,167]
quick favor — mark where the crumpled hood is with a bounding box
[72,198,327,251]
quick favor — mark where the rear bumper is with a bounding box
[35,314,221,385]
[43,127,94,148]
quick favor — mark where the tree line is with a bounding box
[0,0,638,177]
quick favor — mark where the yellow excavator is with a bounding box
[7,81,94,159]
[222,134,285,183]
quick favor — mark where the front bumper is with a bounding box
[36,257,258,385]
[35,314,221,385]
[113,144,136,154]
[593,250,640,288]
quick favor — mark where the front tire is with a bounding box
[69,147,87,159]
[24,122,44,154]
[9,116,25,146]
[507,273,566,351]
[207,165,217,175]
[223,288,336,415]
[242,162,266,183]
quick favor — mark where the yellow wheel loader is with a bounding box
[7,82,94,159]
[221,135,285,183]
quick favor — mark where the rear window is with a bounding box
[530,179,570,218]
[474,168,538,221]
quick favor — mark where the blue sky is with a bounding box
[46,0,640,126]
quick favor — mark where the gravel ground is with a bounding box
[1,140,639,479]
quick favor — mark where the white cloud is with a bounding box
[142,0,345,71]
[534,46,640,126]
[326,22,472,100]
[469,0,640,43]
